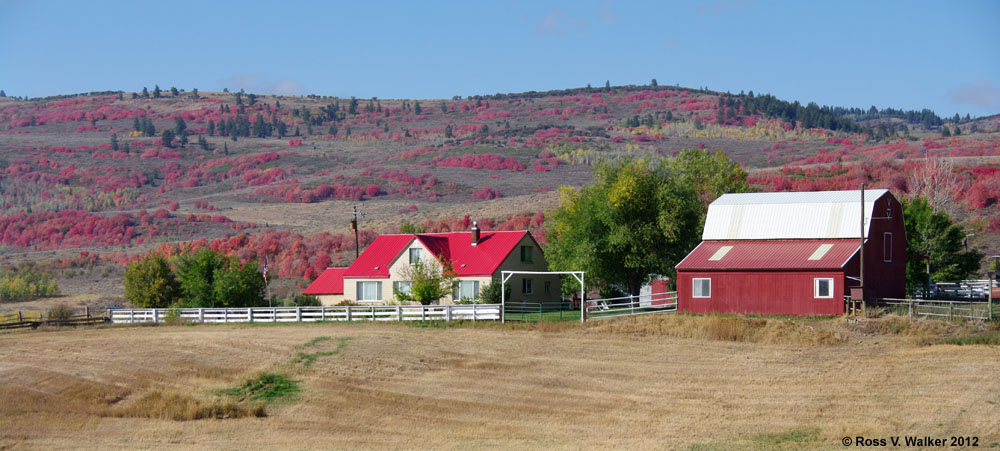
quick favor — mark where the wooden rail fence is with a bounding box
[109,304,502,324]
[0,308,108,330]
[877,298,992,322]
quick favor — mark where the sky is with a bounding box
[1,0,998,117]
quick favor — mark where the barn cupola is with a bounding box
[471,221,480,246]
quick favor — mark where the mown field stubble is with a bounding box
[1,316,998,450]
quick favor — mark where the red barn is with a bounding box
[676,189,906,316]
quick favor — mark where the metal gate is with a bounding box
[584,291,677,321]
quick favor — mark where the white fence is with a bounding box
[109,304,501,324]
[585,291,677,320]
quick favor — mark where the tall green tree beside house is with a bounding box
[545,158,703,295]
[668,149,750,210]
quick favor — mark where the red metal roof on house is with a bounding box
[676,239,860,270]
[417,231,530,277]
[302,267,347,294]
[342,230,531,278]
[343,234,416,278]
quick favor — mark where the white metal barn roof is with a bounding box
[702,189,890,240]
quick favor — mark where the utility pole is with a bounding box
[350,205,365,258]
[859,182,865,296]
[263,255,271,307]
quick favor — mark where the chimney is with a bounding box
[471,221,480,246]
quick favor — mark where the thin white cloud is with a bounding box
[948,80,1000,111]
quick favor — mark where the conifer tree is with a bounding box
[161,129,175,148]
[141,87,149,98]
[153,85,161,98]
[175,117,187,135]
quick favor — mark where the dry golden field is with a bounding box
[1,316,998,450]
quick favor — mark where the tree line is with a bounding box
[124,248,266,308]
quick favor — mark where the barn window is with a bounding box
[883,232,892,262]
[409,248,422,265]
[357,281,382,301]
[692,278,711,298]
[522,278,533,294]
[814,278,833,298]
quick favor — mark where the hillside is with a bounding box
[1,85,999,304]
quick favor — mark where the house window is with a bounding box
[692,278,711,298]
[409,248,422,265]
[883,232,892,262]
[814,278,833,298]
[520,245,533,263]
[393,281,412,297]
[357,281,382,302]
[453,280,480,301]
[522,278,533,294]
[544,281,551,296]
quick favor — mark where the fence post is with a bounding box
[85,306,89,318]
[198,308,204,323]
[447,305,453,322]
[129,310,134,323]
[296,307,302,322]
[18,311,22,323]
[371,305,375,322]
[421,305,426,321]
[949,303,954,321]
[908,300,913,323]
[397,305,402,321]
[347,306,352,322]
[248,308,253,323]
[224,309,229,323]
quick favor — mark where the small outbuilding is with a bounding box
[675,189,906,316]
